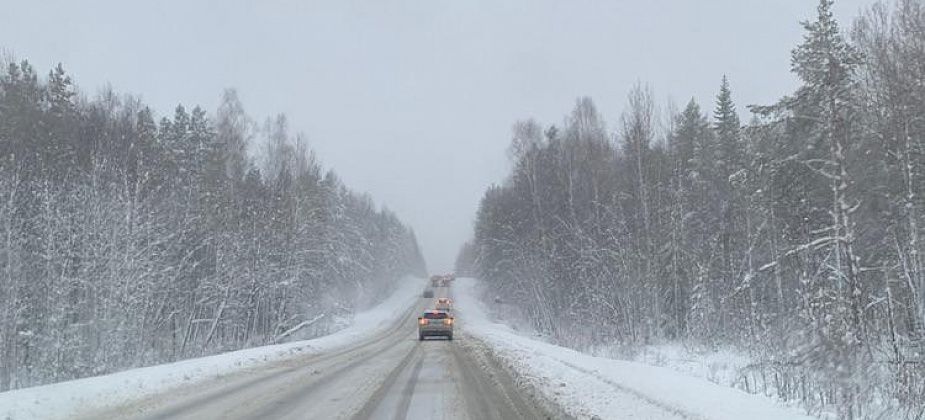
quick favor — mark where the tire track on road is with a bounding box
[83,302,422,420]
[350,342,422,420]
[392,350,425,419]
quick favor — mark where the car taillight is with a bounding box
[444,318,453,325]
[418,318,426,325]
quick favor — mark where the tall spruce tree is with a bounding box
[713,75,742,180]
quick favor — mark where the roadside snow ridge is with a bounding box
[0,277,424,420]
[453,277,816,420]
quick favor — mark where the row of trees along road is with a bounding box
[458,1,925,418]
[0,58,426,391]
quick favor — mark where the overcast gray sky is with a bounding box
[1,0,873,272]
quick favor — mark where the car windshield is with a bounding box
[423,312,448,319]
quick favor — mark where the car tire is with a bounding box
[419,334,425,341]
[447,334,453,341]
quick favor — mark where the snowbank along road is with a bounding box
[2,277,812,420]
[75,285,551,420]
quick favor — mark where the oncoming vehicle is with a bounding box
[435,297,452,311]
[418,310,453,340]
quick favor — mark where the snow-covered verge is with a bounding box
[579,342,754,394]
[0,277,425,420]
[629,344,752,391]
[453,277,817,420]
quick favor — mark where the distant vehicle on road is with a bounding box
[418,310,453,340]
[435,297,452,311]
[430,273,456,287]
[422,289,435,298]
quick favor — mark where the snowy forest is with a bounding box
[0,60,426,391]
[458,0,925,418]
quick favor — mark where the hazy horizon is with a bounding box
[1,0,873,271]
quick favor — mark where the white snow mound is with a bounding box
[453,277,816,420]
[0,276,424,420]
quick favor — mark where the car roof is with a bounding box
[423,309,449,314]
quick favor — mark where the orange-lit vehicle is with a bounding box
[435,297,452,311]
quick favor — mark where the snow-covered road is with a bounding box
[1,276,818,420]
[3,280,547,420]
[86,289,543,420]
[89,297,543,420]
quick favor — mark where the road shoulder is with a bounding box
[453,277,817,420]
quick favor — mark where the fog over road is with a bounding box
[81,289,549,420]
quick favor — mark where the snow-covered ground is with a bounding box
[453,277,817,420]
[584,341,754,394]
[0,277,425,420]
[631,343,754,390]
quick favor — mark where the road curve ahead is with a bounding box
[80,291,551,420]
